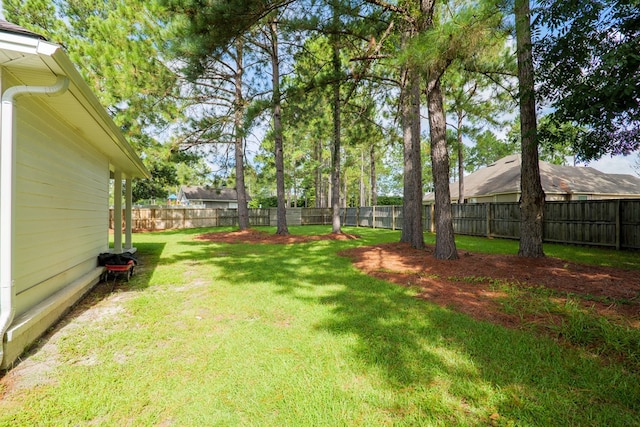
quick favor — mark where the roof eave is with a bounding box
[41,43,150,179]
[1,33,149,179]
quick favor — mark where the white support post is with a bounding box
[113,170,123,254]
[125,177,132,251]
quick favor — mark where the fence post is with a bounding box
[390,206,394,230]
[423,204,427,232]
[615,199,621,250]
[430,204,435,233]
[373,206,376,229]
[486,203,491,238]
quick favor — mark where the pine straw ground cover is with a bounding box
[1,226,639,426]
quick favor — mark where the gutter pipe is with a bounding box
[0,76,69,367]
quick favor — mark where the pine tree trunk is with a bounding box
[315,140,322,208]
[233,39,249,230]
[293,167,298,208]
[270,17,288,235]
[457,113,465,204]
[359,150,365,207]
[515,0,545,257]
[331,34,342,234]
[399,36,424,249]
[370,144,377,206]
[330,1,342,233]
[427,77,458,259]
[343,170,348,208]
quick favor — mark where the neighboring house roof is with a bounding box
[0,20,47,40]
[179,186,243,201]
[0,19,149,179]
[424,154,640,201]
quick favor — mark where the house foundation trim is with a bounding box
[0,267,103,370]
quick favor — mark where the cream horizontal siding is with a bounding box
[13,96,109,317]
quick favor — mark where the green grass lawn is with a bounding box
[1,226,638,426]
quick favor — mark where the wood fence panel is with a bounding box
[185,208,219,228]
[394,206,403,230]
[544,201,617,247]
[153,208,170,230]
[423,205,433,232]
[161,208,183,229]
[151,208,164,230]
[452,204,487,236]
[359,207,373,228]
[248,208,270,226]
[620,200,640,249]
[286,208,303,226]
[301,208,332,225]
[218,209,238,227]
[490,203,520,238]
[344,207,358,226]
[373,206,394,229]
[131,208,152,231]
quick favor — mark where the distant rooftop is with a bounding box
[0,19,47,40]
[424,154,640,201]
[179,186,241,201]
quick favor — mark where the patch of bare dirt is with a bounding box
[0,280,138,400]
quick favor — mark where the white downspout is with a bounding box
[0,76,69,366]
[125,177,132,251]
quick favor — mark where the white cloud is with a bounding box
[584,152,639,176]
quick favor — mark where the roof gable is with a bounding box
[465,155,522,196]
[179,186,240,201]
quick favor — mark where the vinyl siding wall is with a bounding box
[12,95,110,318]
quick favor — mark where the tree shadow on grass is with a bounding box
[168,236,640,425]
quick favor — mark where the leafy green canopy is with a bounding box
[536,0,640,160]
[4,0,180,152]
[160,0,289,78]
[4,0,213,201]
[132,160,180,202]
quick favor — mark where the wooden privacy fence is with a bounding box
[448,200,640,250]
[112,199,640,250]
[111,207,268,230]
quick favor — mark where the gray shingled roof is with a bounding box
[425,154,640,200]
[0,20,47,40]
[180,186,240,201]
